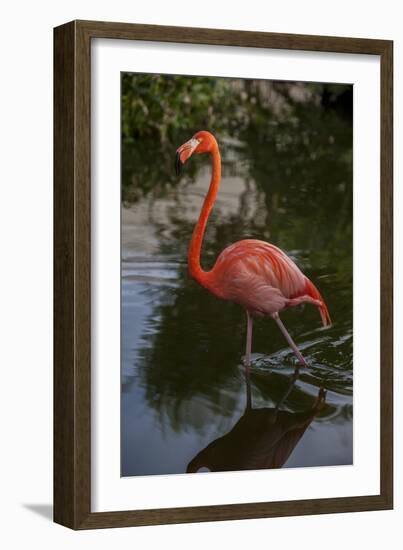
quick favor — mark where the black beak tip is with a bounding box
[175,152,182,176]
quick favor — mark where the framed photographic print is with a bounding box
[54,20,393,529]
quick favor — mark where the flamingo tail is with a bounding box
[304,279,332,328]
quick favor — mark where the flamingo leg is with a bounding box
[272,312,308,367]
[245,367,252,410]
[244,310,253,371]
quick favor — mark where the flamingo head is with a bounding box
[175,131,218,175]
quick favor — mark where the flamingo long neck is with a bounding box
[188,146,221,286]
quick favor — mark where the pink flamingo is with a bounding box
[176,131,331,369]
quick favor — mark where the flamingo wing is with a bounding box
[209,239,330,325]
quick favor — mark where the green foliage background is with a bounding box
[121,73,352,204]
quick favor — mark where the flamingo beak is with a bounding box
[175,151,182,176]
[175,138,200,176]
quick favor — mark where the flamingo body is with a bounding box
[176,130,331,368]
[204,239,330,325]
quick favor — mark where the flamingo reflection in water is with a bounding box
[186,369,326,473]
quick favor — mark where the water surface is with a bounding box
[121,106,353,476]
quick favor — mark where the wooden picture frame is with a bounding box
[54,19,393,529]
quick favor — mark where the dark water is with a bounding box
[121,105,353,477]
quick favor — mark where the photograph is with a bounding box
[120,72,353,477]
